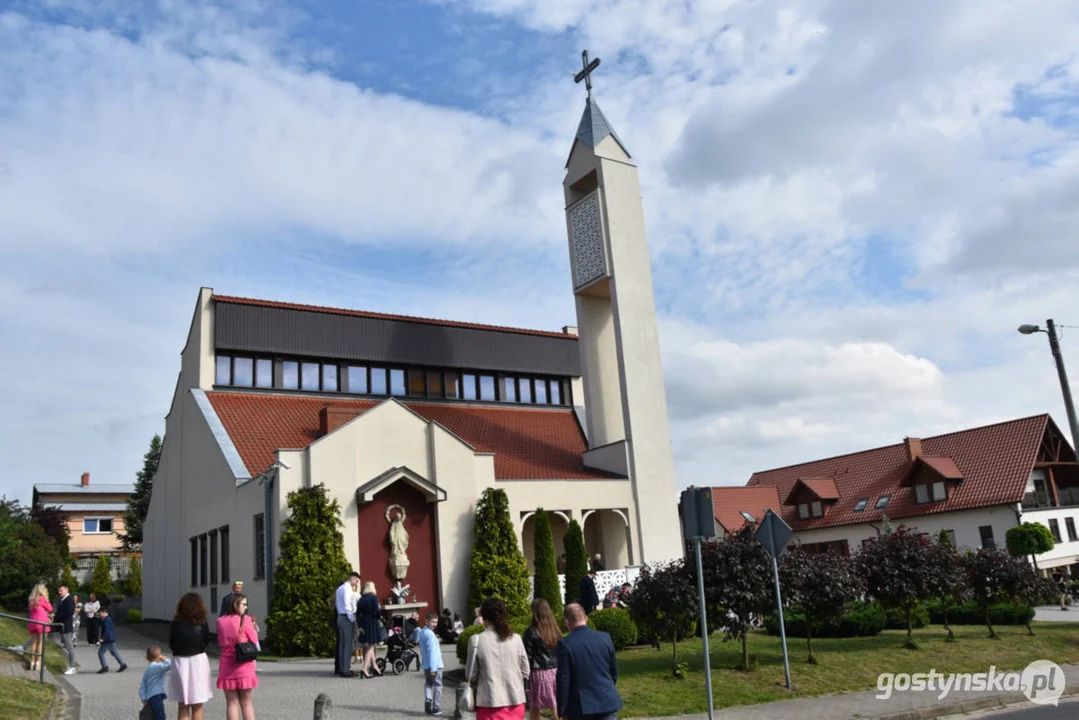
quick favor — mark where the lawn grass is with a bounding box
[0,675,57,720]
[0,612,67,675]
[616,623,1079,717]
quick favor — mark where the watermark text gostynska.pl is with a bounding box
[876,660,1065,706]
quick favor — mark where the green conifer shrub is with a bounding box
[266,484,353,657]
[125,556,142,597]
[531,509,563,620]
[91,555,113,596]
[588,608,638,649]
[467,489,530,619]
[563,520,588,607]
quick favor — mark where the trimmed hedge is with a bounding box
[588,608,638,650]
[883,604,929,630]
[126,608,142,624]
[765,602,886,638]
[926,600,1035,626]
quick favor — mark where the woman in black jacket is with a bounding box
[522,599,560,720]
[167,593,213,720]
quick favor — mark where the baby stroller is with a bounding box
[376,615,420,675]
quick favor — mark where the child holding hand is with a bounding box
[139,645,172,720]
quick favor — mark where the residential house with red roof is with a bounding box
[143,98,686,627]
[712,415,1079,576]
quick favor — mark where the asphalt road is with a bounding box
[950,697,1079,719]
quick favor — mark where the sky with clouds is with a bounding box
[2,0,1078,503]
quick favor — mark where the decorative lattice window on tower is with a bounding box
[568,191,608,289]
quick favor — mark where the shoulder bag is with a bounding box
[235,615,260,663]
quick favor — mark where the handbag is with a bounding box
[235,615,260,663]
[461,684,475,712]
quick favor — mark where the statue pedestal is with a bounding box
[381,601,429,618]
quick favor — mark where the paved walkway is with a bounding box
[1032,606,1079,622]
[52,622,1079,720]
[61,623,462,719]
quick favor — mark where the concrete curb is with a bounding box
[872,684,1079,720]
[50,670,82,720]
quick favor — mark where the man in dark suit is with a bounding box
[220,580,244,617]
[556,603,622,720]
[53,585,78,674]
[578,570,600,615]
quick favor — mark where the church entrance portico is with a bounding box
[355,466,446,613]
[582,508,632,569]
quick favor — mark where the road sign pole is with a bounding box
[770,522,792,691]
[694,536,715,720]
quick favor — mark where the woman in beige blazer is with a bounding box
[466,597,530,720]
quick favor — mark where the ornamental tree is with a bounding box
[779,544,863,663]
[562,519,589,608]
[697,527,774,669]
[963,547,1012,639]
[627,559,697,676]
[0,499,64,609]
[118,434,162,550]
[856,526,939,649]
[266,484,353,656]
[1005,522,1054,571]
[531,509,563,620]
[1001,554,1056,636]
[30,504,71,559]
[125,555,143,597]
[468,488,530,619]
[927,530,970,642]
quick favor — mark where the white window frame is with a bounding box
[83,516,115,534]
[932,481,947,502]
[810,500,823,518]
[915,484,930,504]
[798,503,809,520]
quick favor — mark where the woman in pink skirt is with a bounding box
[27,583,52,671]
[168,593,214,720]
[522,599,560,720]
[466,597,530,720]
[216,593,259,720]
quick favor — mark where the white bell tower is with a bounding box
[564,51,683,563]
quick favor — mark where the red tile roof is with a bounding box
[204,391,610,480]
[783,477,840,504]
[711,487,781,534]
[920,456,965,480]
[745,415,1055,532]
[213,295,574,340]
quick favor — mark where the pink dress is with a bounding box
[28,598,52,634]
[216,615,259,691]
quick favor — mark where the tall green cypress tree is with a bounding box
[468,488,530,619]
[563,520,588,607]
[91,554,113,596]
[266,484,353,656]
[532,509,563,620]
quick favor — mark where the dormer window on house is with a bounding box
[215,353,570,406]
[786,477,839,521]
[914,480,948,504]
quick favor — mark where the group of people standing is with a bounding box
[333,572,387,678]
[466,597,623,720]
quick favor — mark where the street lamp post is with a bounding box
[1018,319,1079,452]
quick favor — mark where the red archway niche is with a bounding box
[356,481,439,611]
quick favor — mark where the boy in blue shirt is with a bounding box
[95,608,127,673]
[139,645,172,720]
[411,611,444,715]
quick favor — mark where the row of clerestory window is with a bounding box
[214,354,571,406]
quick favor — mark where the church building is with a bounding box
[142,67,684,626]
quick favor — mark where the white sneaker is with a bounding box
[63,668,77,675]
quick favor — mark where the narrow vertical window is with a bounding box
[348,366,368,394]
[282,361,299,389]
[550,381,562,405]
[199,534,208,586]
[209,530,219,585]
[390,369,406,396]
[519,378,533,403]
[190,537,198,587]
[408,370,426,396]
[444,372,460,399]
[220,525,230,581]
[254,514,266,580]
[322,364,338,392]
[462,374,477,400]
[370,367,387,395]
[502,377,517,402]
[301,362,320,390]
[979,525,995,549]
[216,356,232,385]
[255,359,273,388]
[535,379,548,404]
[426,371,443,397]
[479,375,495,401]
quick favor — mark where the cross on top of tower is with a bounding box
[574,50,601,99]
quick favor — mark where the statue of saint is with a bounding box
[386,504,410,580]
